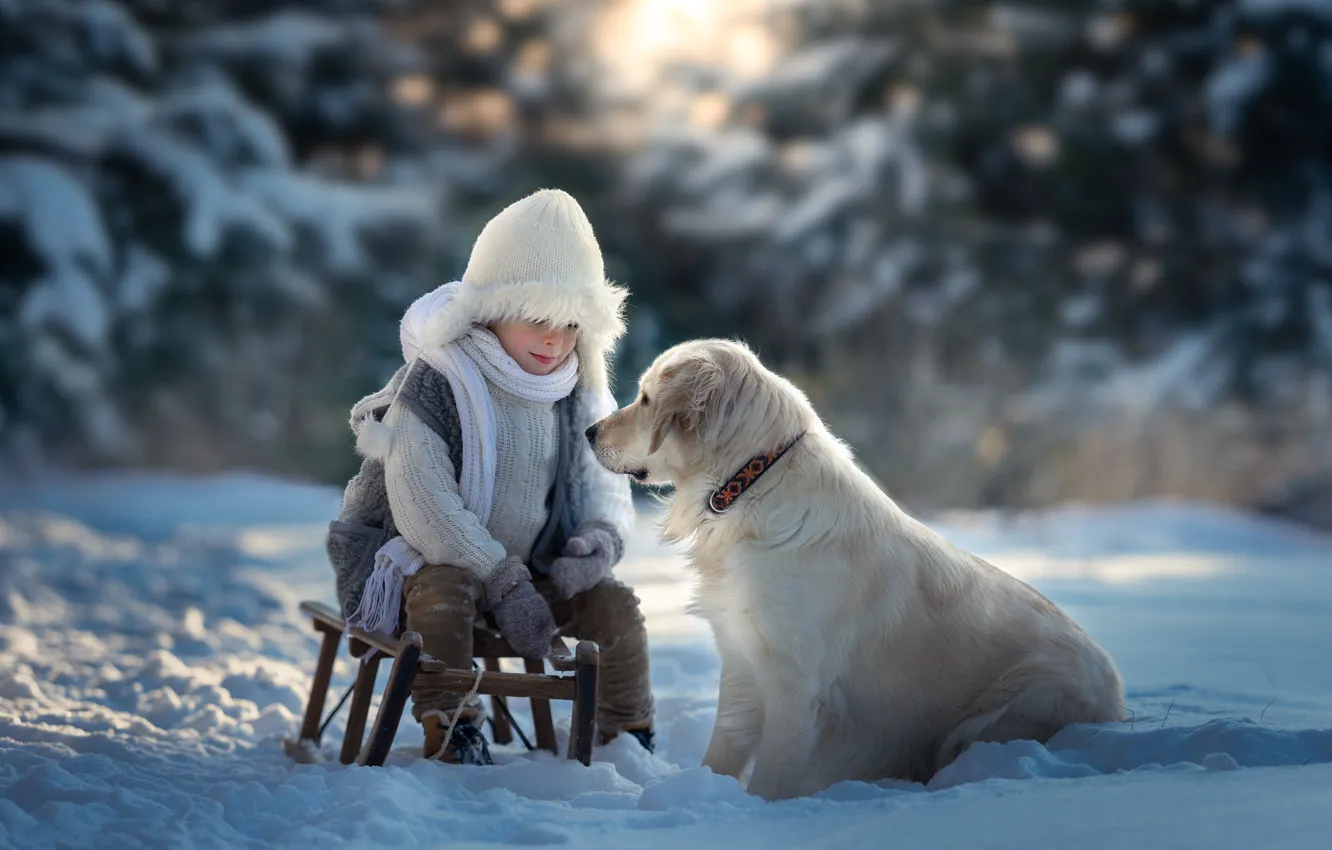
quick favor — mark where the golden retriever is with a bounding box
[586,338,1125,800]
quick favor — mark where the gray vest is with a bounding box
[326,360,573,621]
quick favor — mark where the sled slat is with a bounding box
[340,652,384,764]
[298,601,576,670]
[415,660,576,701]
[525,658,558,753]
[301,600,345,632]
[293,599,593,767]
[568,641,600,766]
[485,658,512,745]
[357,631,422,767]
[298,624,342,744]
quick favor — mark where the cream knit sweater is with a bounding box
[384,382,559,583]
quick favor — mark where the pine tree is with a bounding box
[0,0,441,477]
[612,0,1332,510]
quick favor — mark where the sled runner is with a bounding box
[284,600,600,767]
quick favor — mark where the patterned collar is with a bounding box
[707,432,806,514]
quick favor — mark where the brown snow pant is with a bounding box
[402,564,655,736]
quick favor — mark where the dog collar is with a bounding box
[708,432,805,514]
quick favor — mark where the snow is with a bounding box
[38,0,159,75]
[773,177,861,243]
[638,113,928,258]
[0,81,153,158]
[1111,109,1160,145]
[1022,328,1235,422]
[0,157,113,349]
[1205,51,1273,136]
[0,67,434,306]
[812,242,918,333]
[185,11,352,68]
[111,129,292,259]
[673,129,773,195]
[2,471,1332,848]
[0,157,113,288]
[237,171,440,275]
[158,76,292,169]
[660,188,784,240]
[115,247,170,316]
[749,37,895,97]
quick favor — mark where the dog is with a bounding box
[586,338,1125,800]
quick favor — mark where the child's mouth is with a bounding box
[531,353,554,365]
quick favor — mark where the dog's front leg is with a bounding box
[702,658,763,779]
[744,690,821,801]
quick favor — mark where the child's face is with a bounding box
[490,320,579,375]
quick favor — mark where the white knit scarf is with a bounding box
[347,283,579,634]
[427,328,579,527]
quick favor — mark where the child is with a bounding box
[325,189,653,764]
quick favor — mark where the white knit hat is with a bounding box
[419,188,629,396]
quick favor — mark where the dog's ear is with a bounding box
[661,352,727,441]
[684,354,728,437]
[646,366,683,455]
[647,415,672,455]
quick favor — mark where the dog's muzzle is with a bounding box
[584,422,599,445]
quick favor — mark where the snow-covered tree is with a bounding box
[0,0,441,477]
[607,0,1332,511]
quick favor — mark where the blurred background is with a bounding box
[2,0,1330,530]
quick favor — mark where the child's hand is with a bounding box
[549,520,622,600]
[485,555,557,659]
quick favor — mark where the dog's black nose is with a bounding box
[585,422,599,444]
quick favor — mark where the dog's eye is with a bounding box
[639,392,649,406]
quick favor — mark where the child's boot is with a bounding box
[423,710,494,765]
[601,721,655,754]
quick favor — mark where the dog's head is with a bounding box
[587,338,814,488]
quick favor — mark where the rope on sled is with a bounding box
[316,652,538,755]
[430,664,486,760]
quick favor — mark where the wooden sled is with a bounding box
[284,600,600,767]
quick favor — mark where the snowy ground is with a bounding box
[2,471,1331,849]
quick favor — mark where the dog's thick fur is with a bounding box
[588,339,1125,800]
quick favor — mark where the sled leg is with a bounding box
[484,657,512,745]
[339,652,384,765]
[568,640,600,766]
[524,657,558,754]
[298,624,342,746]
[357,632,422,767]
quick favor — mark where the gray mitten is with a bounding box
[549,520,624,600]
[485,555,557,659]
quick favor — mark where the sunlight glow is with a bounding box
[593,0,780,103]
